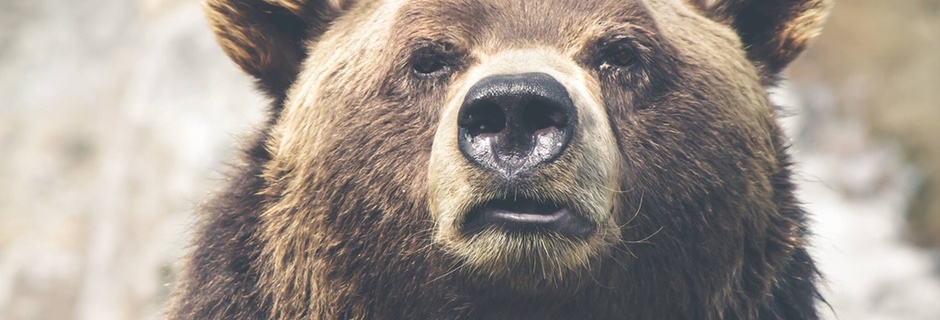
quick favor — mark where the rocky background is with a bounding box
[1,0,938,319]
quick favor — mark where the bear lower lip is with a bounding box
[464,198,595,237]
[487,208,568,224]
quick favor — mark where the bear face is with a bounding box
[171,0,831,319]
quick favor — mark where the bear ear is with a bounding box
[205,0,350,100]
[689,0,832,80]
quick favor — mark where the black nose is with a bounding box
[457,72,577,177]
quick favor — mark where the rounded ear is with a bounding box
[690,0,832,80]
[205,0,350,100]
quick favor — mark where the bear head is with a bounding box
[182,0,832,318]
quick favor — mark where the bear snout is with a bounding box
[456,72,577,179]
[425,48,624,287]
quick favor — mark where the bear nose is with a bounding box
[457,72,577,178]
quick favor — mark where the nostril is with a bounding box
[522,99,570,132]
[459,102,506,135]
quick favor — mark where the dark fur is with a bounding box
[169,0,831,319]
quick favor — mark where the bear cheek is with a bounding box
[426,88,482,243]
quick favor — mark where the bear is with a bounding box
[168,0,832,319]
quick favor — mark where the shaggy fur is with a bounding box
[168,0,832,319]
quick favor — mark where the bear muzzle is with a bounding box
[426,49,622,279]
[454,72,593,237]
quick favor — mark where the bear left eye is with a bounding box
[411,42,457,77]
[598,38,640,71]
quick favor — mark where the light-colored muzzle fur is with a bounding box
[427,47,624,283]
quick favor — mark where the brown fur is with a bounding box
[169,0,831,319]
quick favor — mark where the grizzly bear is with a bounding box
[168,0,832,319]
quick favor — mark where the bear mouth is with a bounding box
[463,197,595,237]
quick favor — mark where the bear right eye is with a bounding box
[413,55,448,75]
[410,42,458,77]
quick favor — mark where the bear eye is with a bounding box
[413,56,448,75]
[598,38,640,71]
[411,42,457,77]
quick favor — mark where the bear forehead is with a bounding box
[392,0,660,50]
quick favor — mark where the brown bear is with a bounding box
[168,0,832,319]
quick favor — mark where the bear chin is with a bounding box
[448,227,614,292]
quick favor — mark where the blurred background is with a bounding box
[0,0,938,319]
